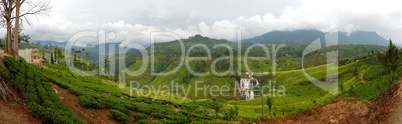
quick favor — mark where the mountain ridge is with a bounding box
[242,30,388,46]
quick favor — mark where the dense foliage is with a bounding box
[109,109,130,124]
[132,113,148,120]
[39,62,245,123]
[1,57,85,123]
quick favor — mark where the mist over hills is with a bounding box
[242,30,388,46]
[31,29,389,63]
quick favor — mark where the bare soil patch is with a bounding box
[50,82,119,124]
[244,98,375,124]
[0,87,40,124]
[387,77,402,124]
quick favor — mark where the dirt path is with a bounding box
[0,94,40,124]
[361,70,368,83]
[387,77,402,124]
[244,98,374,124]
[50,82,119,124]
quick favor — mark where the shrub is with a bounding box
[79,95,105,109]
[193,120,215,124]
[135,104,152,114]
[132,113,148,120]
[137,120,158,124]
[109,109,130,124]
[111,106,130,115]
[0,68,12,80]
[151,112,165,119]
[397,66,402,76]
[364,66,385,81]
[157,120,178,124]
[172,116,193,123]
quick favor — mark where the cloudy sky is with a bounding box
[3,0,402,46]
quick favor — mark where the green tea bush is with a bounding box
[171,116,193,123]
[0,68,12,80]
[134,104,152,114]
[38,61,215,123]
[193,120,215,124]
[397,66,402,76]
[137,120,158,124]
[354,75,388,100]
[364,66,385,81]
[150,112,165,119]
[1,57,85,124]
[223,106,239,120]
[79,95,105,109]
[132,113,148,120]
[109,109,130,124]
[180,111,213,120]
[111,106,130,115]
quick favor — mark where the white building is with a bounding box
[18,48,44,66]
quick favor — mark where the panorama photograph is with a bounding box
[0,0,401,124]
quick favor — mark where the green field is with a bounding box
[0,35,399,123]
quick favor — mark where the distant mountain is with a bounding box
[338,31,388,46]
[31,40,67,47]
[31,41,138,62]
[242,30,388,46]
[242,30,323,44]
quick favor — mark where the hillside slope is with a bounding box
[242,30,388,45]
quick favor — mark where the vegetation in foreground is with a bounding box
[0,35,400,123]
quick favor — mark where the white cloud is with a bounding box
[2,0,401,46]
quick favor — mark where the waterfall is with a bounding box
[239,72,259,100]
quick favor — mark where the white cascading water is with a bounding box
[239,72,259,100]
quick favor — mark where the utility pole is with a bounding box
[261,70,264,119]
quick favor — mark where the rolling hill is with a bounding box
[242,30,388,46]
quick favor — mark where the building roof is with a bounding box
[31,48,39,51]
[31,53,39,56]
[31,62,41,65]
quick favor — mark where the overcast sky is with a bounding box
[3,0,402,46]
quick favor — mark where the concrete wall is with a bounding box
[18,49,31,63]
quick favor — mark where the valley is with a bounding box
[1,32,400,123]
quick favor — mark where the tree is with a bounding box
[1,0,51,58]
[72,48,76,62]
[85,52,89,61]
[54,49,57,63]
[1,0,14,54]
[377,39,400,87]
[54,47,63,64]
[80,48,85,70]
[339,82,344,94]
[12,0,21,59]
[42,52,46,63]
[104,57,110,75]
[10,28,30,44]
[81,48,85,60]
[353,68,358,78]
[85,52,89,70]
[114,65,119,82]
[212,99,223,119]
[50,51,54,64]
[266,96,274,118]
[73,49,81,66]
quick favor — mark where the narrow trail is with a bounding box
[361,70,368,83]
[388,77,402,124]
[50,82,119,124]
